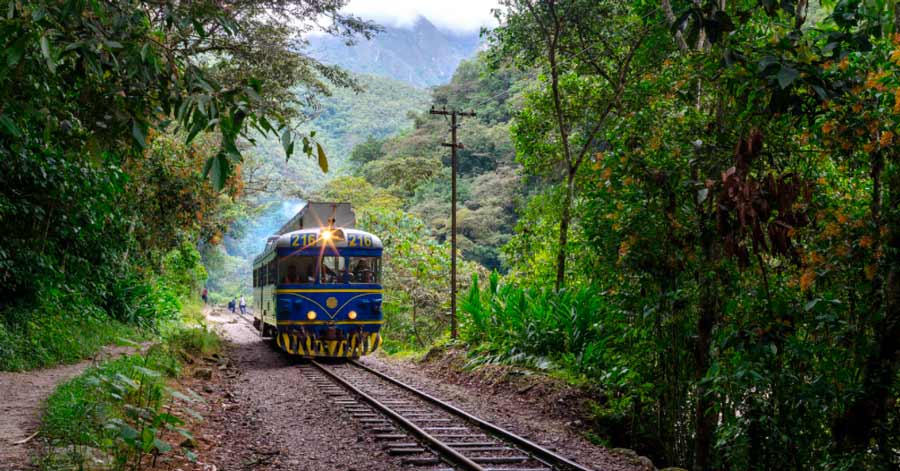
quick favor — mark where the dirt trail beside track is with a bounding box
[0,344,144,470]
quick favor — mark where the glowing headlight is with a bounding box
[347,310,357,320]
[307,311,317,320]
[321,230,332,240]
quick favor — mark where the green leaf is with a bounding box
[132,120,146,149]
[203,154,229,191]
[40,34,55,73]
[776,66,799,89]
[6,37,26,67]
[280,127,291,157]
[154,438,172,453]
[804,299,819,311]
[316,142,328,173]
[118,424,138,441]
[134,366,161,378]
[172,390,197,403]
[0,114,21,137]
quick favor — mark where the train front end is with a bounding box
[271,228,384,358]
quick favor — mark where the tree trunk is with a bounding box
[693,228,719,471]
[832,154,900,452]
[555,168,575,291]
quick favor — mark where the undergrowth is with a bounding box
[0,292,143,371]
[37,323,220,471]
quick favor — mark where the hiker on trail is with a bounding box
[228,298,236,313]
[239,295,246,315]
[201,287,208,304]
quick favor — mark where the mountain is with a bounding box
[302,73,431,166]
[307,16,482,88]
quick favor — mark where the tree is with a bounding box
[490,0,652,290]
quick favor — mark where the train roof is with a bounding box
[253,227,383,264]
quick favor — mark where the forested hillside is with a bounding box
[331,54,532,271]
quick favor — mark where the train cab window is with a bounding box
[320,256,347,284]
[348,257,380,284]
[253,268,258,287]
[279,256,316,284]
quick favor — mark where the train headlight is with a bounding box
[348,310,357,320]
[307,311,317,320]
[321,230,332,240]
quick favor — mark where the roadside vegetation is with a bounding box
[37,311,221,470]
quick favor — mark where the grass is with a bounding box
[0,306,144,372]
[37,321,221,470]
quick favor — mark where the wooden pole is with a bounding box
[429,107,475,339]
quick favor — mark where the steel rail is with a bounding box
[350,360,594,471]
[310,360,487,471]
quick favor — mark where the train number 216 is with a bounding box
[347,234,373,248]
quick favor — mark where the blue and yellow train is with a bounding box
[252,204,383,358]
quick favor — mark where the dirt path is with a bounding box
[201,307,409,470]
[0,344,144,470]
[200,308,649,471]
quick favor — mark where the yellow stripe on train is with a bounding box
[273,332,381,358]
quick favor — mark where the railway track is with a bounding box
[303,360,595,471]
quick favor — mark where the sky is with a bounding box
[340,0,500,33]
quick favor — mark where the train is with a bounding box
[251,202,384,358]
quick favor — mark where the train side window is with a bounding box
[268,260,277,285]
[348,257,380,284]
[253,268,258,288]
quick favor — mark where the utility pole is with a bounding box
[429,106,476,339]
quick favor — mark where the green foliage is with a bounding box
[0,291,141,372]
[39,325,219,470]
[358,208,484,349]
[343,52,529,271]
[471,1,900,469]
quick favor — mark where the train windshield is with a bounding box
[278,256,316,284]
[320,256,348,284]
[348,256,380,284]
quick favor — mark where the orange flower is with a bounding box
[839,57,850,70]
[800,269,816,292]
[894,91,900,113]
[864,142,876,153]
[880,131,894,147]
[601,167,612,180]
[894,33,900,45]
[836,212,849,224]
[822,121,835,134]
[892,47,900,65]
[860,235,874,248]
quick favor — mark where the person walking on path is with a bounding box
[239,295,247,315]
[201,287,208,304]
[228,298,236,313]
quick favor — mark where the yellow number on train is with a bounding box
[348,235,357,247]
[363,236,372,247]
[290,235,300,247]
